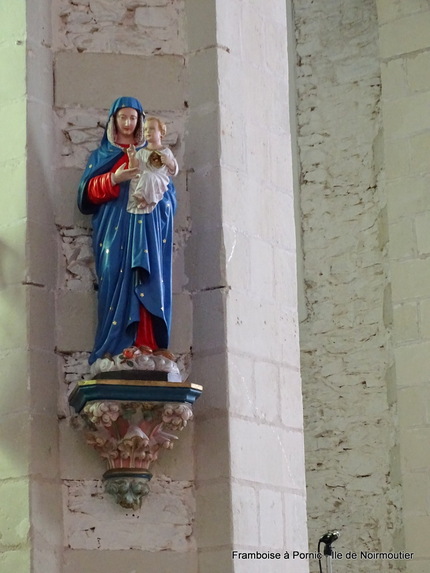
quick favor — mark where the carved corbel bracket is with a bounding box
[68,377,202,509]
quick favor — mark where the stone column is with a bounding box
[0,1,62,572]
[186,1,309,571]
[377,1,430,569]
[0,3,30,569]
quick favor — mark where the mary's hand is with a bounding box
[111,163,140,185]
[127,144,139,168]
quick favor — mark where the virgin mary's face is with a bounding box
[114,107,139,143]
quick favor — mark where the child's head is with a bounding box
[144,117,167,146]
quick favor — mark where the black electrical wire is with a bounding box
[318,540,323,573]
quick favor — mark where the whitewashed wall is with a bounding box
[293,0,402,570]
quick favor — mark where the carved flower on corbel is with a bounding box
[118,426,150,461]
[161,403,193,430]
[84,402,121,427]
[86,431,119,463]
[149,423,177,449]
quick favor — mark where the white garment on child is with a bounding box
[127,147,178,214]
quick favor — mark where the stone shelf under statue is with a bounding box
[69,347,202,510]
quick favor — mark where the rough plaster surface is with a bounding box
[64,477,195,551]
[293,0,402,569]
[55,0,186,55]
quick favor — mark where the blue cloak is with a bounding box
[77,97,177,364]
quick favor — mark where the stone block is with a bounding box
[403,471,430,515]
[54,52,185,111]
[0,285,27,350]
[410,134,430,184]
[190,352,228,413]
[386,177,430,222]
[187,165,222,233]
[55,167,88,228]
[185,226,226,292]
[219,106,247,173]
[233,558,288,573]
[185,0,216,52]
[26,43,53,106]
[26,102,56,221]
[400,560,430,573]
[185,108,220,173]
[230,418,306,490]
[29,414,59,479]
[226,293,300,367]
[56,290,96,352]
[0,349,29,415]
[393,303,419,343]
[383,92,430,139]
[395,342,430,386]
[27,219,57,288]
[219,166,251,229]
[380,59,409,100]
[227,353,255,418]
[154,423,194,482]
[407,51,430,93]
[195,414,230,482]
[415,212,430,255]
[1,100,26,161]
[0,479,30,545]
[0,549,30,573]
[283,491,308,550]
[30,350,59,415]
[249,238,275,300]
[28,286,56,351]
[376,0,429,24]
[223,228,251,292]
[388,219,416,260]
[280,367,304,430]
[0,413,30,479]
[187,48,219,110]
[401,428,430,470]
[170,292,192,353]
[134,5,175,28]
[59,419,106,480]
[404,514,430,554]
[259,488,284,548]
[398,386,428,429]
[240,5,266,73]
[391,259,430,301]
[192,289,227,355]
[254,360,280,424]
[231,482,259,546]
[0,220,26,286]
[379,12,430,59]
[198,549,234,573]
[195,481,232,548]
[63,549,197,573]
[274,249,299,311]
[0,158,26,225]
[30,479,62,573]
[64,478,195,551]
[0,44,26,104]
[419,298,430,339]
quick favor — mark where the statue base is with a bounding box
[68,374,202,508]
